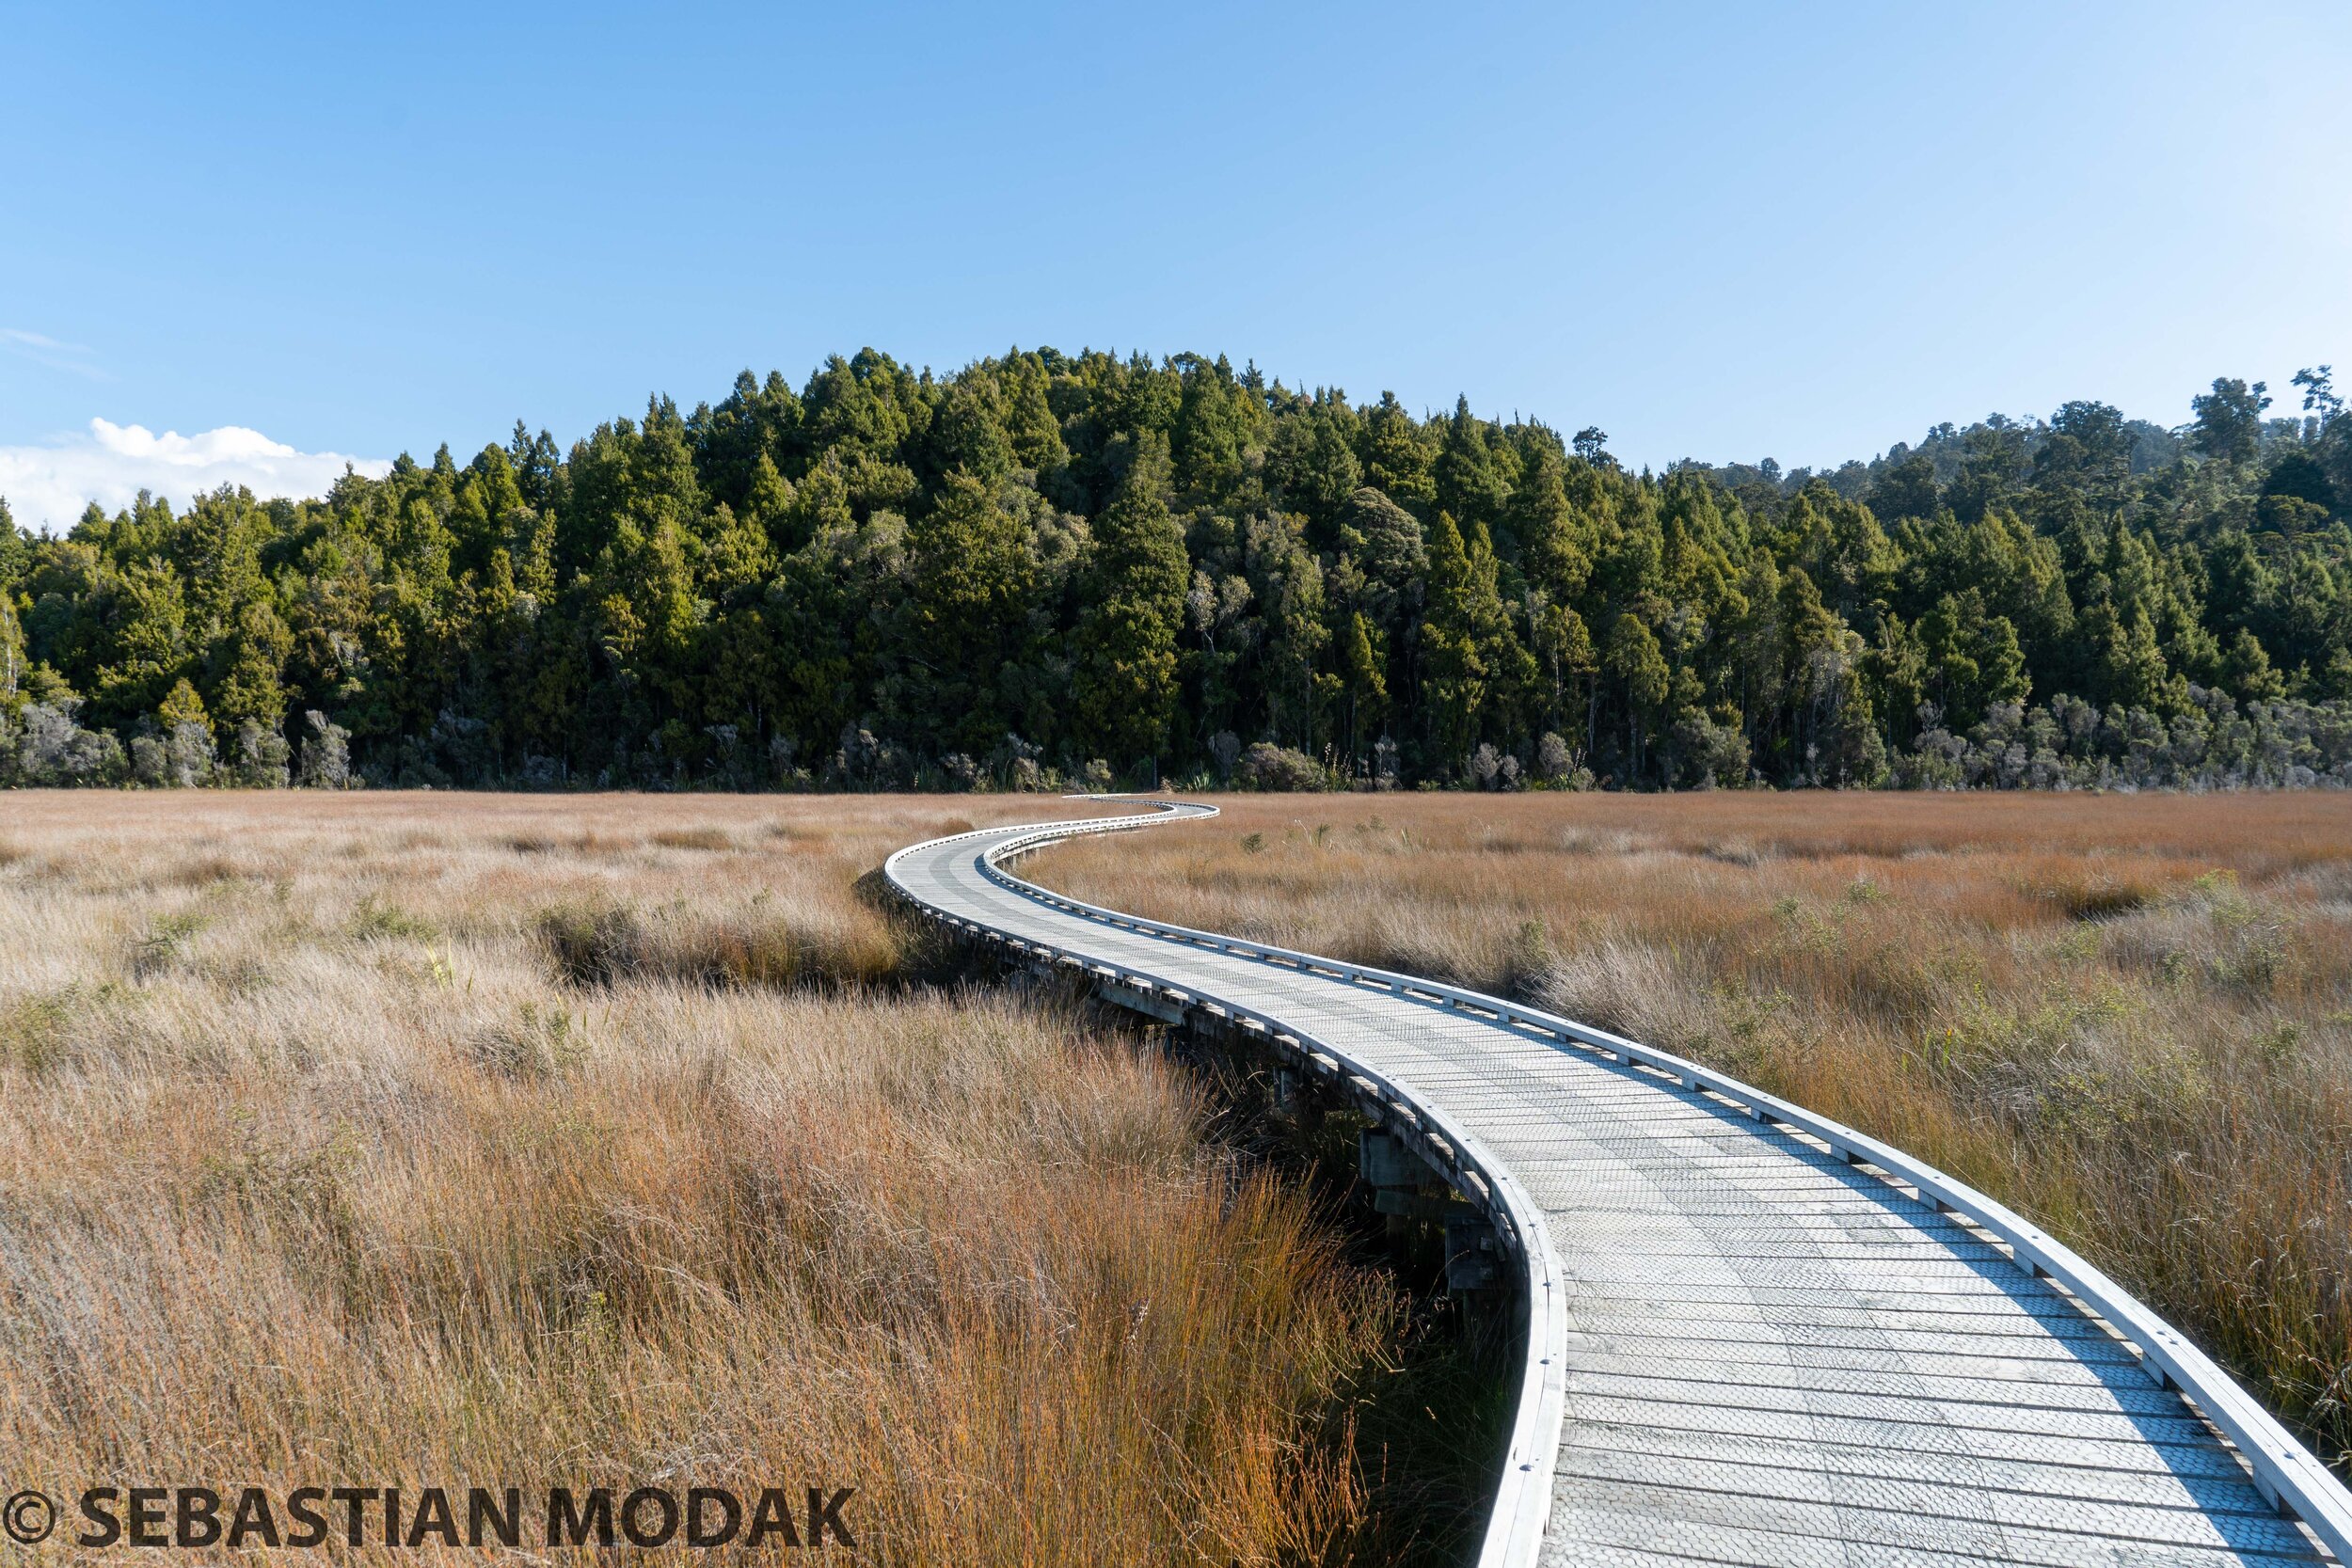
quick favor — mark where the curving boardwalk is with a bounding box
[886,800,2352,1568]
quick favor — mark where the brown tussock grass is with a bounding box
[1037,791,2352,1465]
[0,791,1393,1564]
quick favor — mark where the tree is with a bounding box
[1265,410,1361,546]
[0,497,26,587]
[1530,601,1595,737]
[1604,613,1669,781]
[1434,396,1508,540]
[1245,514,1329,751]
[691,370,803,514]
[1337,610,1388,764]
[1000,352,1068,473]
[1418,514,1485,762]
[2036,401,2131,491]
[1073,435,1189,775]
[1364,393,1436,508]
[158,676,210,735]
[905,470,1037,752]
[1781,482,1895,628]
[1727,552,1787,766]
[1514,439,1594,602]
[210,598,295,729]
[2191,377,2272,466]
[2218,627,2285,703]
[1343,487,1427,626]
[1918,590,2028,731]
[2085,602,2170,711]
[2293,366,2341,420]
[91,558,194,726]
[0,588,24,712]
[1866,451,1940,522]
[1420,513,1533,767]
[928,380,1014,484]
[1170,355,1254,495]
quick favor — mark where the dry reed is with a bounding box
[0,791,1395,1564]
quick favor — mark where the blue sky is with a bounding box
[3,1,2348,528]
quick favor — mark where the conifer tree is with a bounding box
[907,470,1037,751]
[1420,513,1487,768]
[1364,393,1436,508]
[0,589,24,711]
[1338,610,1388,763]
[1605,612,1669,780]
[1073,435,1189,776]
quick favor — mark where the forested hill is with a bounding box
[4,349,2351,792]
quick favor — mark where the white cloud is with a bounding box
[1,326,105,381]
[0,419,393,532]
[1,329,87,353]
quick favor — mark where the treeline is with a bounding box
[4,349,2352,792]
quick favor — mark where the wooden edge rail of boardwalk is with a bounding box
[883,798,2352,1568]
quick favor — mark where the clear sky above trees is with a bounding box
[1,0,2346,519]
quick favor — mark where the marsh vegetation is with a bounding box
[0,793,1415,1564]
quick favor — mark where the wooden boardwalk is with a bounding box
[885,800,2352,1568]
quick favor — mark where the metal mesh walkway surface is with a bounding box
[884,800,2352,1568]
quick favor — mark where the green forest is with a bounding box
[4,349,2350,792]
